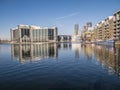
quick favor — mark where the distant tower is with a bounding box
[86,22,92,28]
[82,26,87,32]
[75,24,79,35]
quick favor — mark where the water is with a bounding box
[0,43,120,90]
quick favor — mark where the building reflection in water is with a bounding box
[58,42,72,49]
[72,43,81,59]
[60,43,120,77]
[58,43,92,59]
[11,42,120,77]
[58,43,80,59]
[93,45,120,77]
[11,43,58,63]
[81,44,93,60]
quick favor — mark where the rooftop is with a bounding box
[11,25,57,30]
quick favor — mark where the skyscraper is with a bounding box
[86,22,92,28]
[75,24,79,35]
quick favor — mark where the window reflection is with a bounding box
[58,43,72,49]
[93,45,120,77]
[81,44,93,59]
[11,43,120,77]
[11,43,58,63]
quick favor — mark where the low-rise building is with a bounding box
[58,35,71,42]
[11,25,58,43]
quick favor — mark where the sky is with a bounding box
[0,0,120,40]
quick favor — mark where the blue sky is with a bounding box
[0,0,120,40]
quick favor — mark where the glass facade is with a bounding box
[48,29,54,40]
[11,25,57,43]
[13,29,19,42]
[31,29,56,42]
[21,29,30,42]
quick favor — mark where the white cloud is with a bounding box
[56,12,79,20]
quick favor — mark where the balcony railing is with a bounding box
[116,33,120,36]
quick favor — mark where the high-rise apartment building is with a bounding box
[11,25,58,43]
[93,16,114,41]
[92,10,120,46]
[113,10,120,40]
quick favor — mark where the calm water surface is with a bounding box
[0,43,120,90]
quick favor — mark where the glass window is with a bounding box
[42,29,45,41]
[46,29,48,41]
[39,29,42,41]
[34,30,36,42]
[37,29,39,41]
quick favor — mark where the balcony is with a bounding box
[116,29,120,33]
[113,32,116,36]
[106,32,109,34]
[98,34,102,36]
[114,28,117,31]
[116,25,120,29]
[115,37,119,40]
[116,33,120,36]
[98,29,102,31]
[114,20,116,24]
[116,21,120,25]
